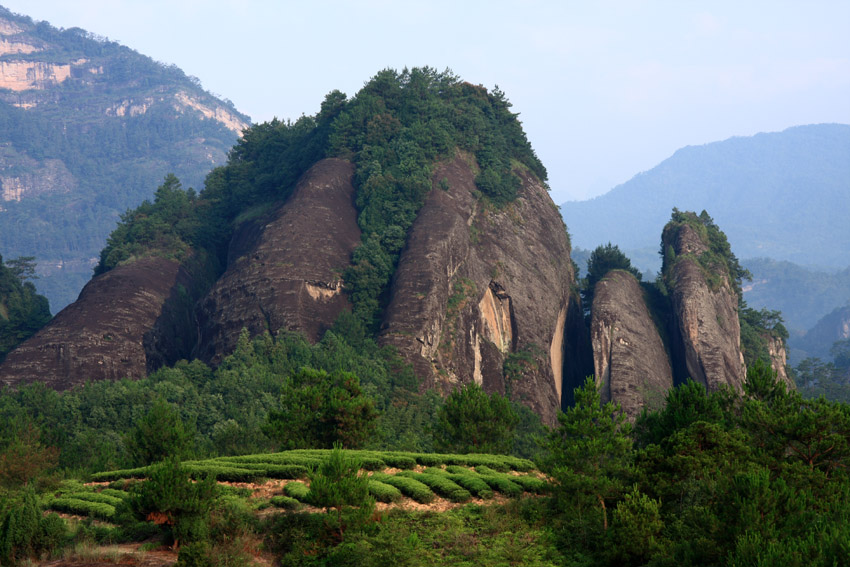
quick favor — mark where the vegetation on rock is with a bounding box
[0,255,50,363]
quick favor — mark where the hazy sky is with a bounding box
[3,1,848,203]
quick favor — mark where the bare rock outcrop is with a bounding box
[379,153,576,424]
[765,335,792,387]
[591,270,672,417]
[195,158,360,364]
[666,223,747,391]
[0,256,197,390]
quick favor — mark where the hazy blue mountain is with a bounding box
[0,6,250,311]
[742,258,850,334]
[562,124,850,273]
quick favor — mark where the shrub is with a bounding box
[63,492,125,507]
[445,474,494,499]
[379,454,417,469]
[269,496,301,510]
[283,482,310,502]
[510,475,548,494]
[397,471,471,502]
[370,473,434,504]
[49,497,116,520]
[368,480,403,503]
[478,475,523,497]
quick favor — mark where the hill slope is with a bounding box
[0,6,249,311]
[562,124,850,271]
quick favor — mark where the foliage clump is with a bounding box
[432,383,519,454]
[0,255,51,362]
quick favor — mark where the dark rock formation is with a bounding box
[590,270,672,417]
[379,153,576,424]
[666,223,747,391]
[0,256,196,390]
[195,158,360,364]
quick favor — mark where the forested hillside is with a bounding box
[0,6,249,311]
[562,124,850,272]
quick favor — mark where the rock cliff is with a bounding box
[195,158,360,364]
[379,153,576,424]
[0,256,198,390]
[590,270,672,417]
[665,222,747,391]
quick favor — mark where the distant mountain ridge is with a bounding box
[561,124,850,271]
[0,5,250,311]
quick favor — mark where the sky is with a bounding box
[2,0,848,204]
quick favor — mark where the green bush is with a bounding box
[370,473,434,504]
[1,488,68,565]
[99,488,131,500]
[478,475,523,497]
[90,467,150,482]
[445,474,494,499]
[49,497,116,520]
[397,472,471,503]
[368,480,403,503]
[269,495,301,510]
[63,491,125,507]
[283,482,311,502]
[509,475,548,494]
[379,454,417,469]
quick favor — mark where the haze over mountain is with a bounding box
[562,124,850,272]
[0,5,249,311]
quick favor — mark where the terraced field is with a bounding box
[46,450,547,521]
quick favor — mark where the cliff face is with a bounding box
[666,223,747,391]
[379,154,575,424]
[590,270,672,417]
[766,335,792,386]
[0,256,198,390]
[195,158,360,365]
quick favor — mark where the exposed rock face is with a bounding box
[196,158,360,364]
[667,224,747,391]
[765,335,792,386]
[379,153,575,424]
[0,257,197,390]
[0,151,76,201]
[591,270,673,417]
[0,60,75,91]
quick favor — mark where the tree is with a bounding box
[264,368,377,450]
[432,383,519,454]
[0,422,58,490]
[582,243,641,316]
[307,444,374,541]
[124,398,195,466]
[130,458,218,548]
[545,376,632,535]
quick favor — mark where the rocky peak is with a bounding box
[379,153,576,424]
[590,270,672,417]
[195,158,360,365]
[663,214,747,391]
[0,256,200,390]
